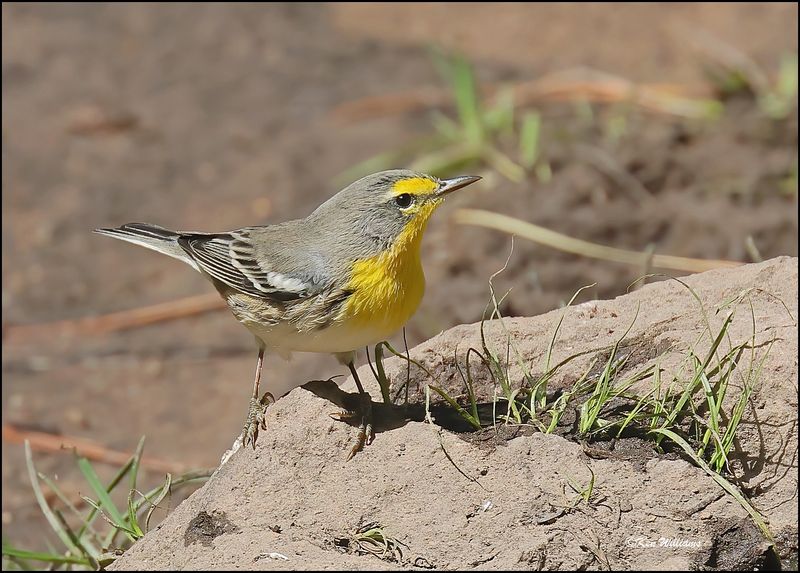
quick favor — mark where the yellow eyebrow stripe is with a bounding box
[392,177,438,196]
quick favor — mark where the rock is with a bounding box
[111,257,797,571]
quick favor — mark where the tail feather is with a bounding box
[93,223,200,271]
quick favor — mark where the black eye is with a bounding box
[395,193,413,208]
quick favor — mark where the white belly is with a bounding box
[247,320,398,357]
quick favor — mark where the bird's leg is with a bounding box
[242,347,275,449]
[329,361,374,460]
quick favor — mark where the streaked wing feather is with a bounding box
[178,232,313,301]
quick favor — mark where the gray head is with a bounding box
[310,169,481,251]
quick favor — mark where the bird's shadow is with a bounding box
[301,378,422,433]
[300,378,479,435]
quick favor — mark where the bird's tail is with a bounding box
[93,223,199,271]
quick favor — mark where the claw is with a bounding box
[329,409,358,422]
[332,392,374,461]
[261,392,276,407]
[347,420,375,461]
[242,392,275,449]
[347,436,364,461]
[365,421,375,446]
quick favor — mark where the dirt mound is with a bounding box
[110,257,797,571]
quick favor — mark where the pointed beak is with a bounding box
[437,175,482,196]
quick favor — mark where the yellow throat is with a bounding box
[341,201,439,331]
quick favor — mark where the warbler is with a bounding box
[95,169,480,458]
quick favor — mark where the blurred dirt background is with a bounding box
[2,2,798,556]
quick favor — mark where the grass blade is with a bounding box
[129,436,146,493]
[127,491,144,539]
[23,441,81,556]
[651,428,773,543]
[76,450,136,540]
[1,544,87,566]
[373,342,393,405]
[52,509,99,569]
[428,385,481,430]
[519,111,541,169]
[36,473,102,556]
[144,473,173,533]
[450,55,483,145]
[454,209,741,273]
[77,457,136,542]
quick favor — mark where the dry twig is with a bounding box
[3,423,188,474]
[331,68,714,123]
[455,209,742,273]
[4,293,225,343]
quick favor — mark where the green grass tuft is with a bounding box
[3,439,211,571]
[337,51,548,185]
[367,257,785,545]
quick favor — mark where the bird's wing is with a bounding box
[177,228,326,301]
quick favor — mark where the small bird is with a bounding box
[95,169,480,458]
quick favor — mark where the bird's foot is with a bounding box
[329,392,374,461]
[242,392,275,449]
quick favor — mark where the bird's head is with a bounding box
[320,169,481,251]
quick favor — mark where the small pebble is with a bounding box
[255,552,289,561]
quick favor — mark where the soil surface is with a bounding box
[109,257,798,570]
[2,2,798,563]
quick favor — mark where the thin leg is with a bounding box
[242,348,275,449]
[335,361,374,460]
[253,347,264,398]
